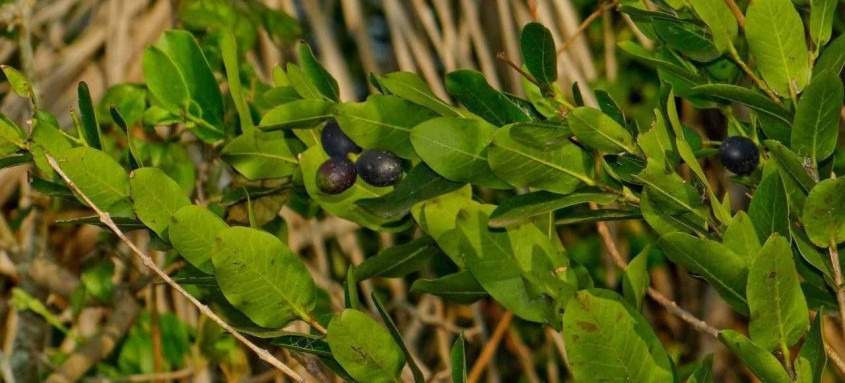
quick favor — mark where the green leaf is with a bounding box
[554,207,642,226]
[221,130,297,180]
[81,260,114,302]
[410,117,507,188]
[635,163,707,219]
[562,290,674,382]
[745,0,811,96]
[791,71,844,163]
[129,167,191,240]
[748,172,790,243]
[221,32,254,134]
[445,70,530,125]
[489,123,595,194]
[58,147,134,218]
[378,72,463,117]
[652,18,720,62]
[718,330,792,383]
[212,226,317,328]
[691,84,792,125]
[298,42,340,101]
[803,177,845,247]
[686,354,714,383]
[110,107,143,170]
[687,0,737,53]
[568,107,638,154]
[353,237,439,280]
[595,90,626,128]
[273,333,333,358]
[0,153,32,170]
[336,95,436,159]
[765,140,815,194]
[658,232,749,315]
[170,205,228,274]
[489,190,617,228]
[77,82,103,150]
[327,309,405,383]
[98,84,146,126]
[723,211,762,262]
[814,33,845,77]
[747,234,809,351]
[371,293,423,383]
[809,0,837,51]
[1,65,34,100]
[410,271,487,304]
[142,46,189,112]
[258,99,335,131]
[622,246,650,310]
[356,163,464,219]
[520,23,557,87]
[796,313,827,383]
[618,42,704,84]
[450,334,466,383]
[286,63,323,100]
[0,114,25,156]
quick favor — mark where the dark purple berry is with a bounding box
[718,136,759,175]
[321,119,361,158]
[355,149,403,187]
[316,157,357,195]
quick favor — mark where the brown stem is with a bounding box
[723,0,745,30]
[467,310,513,383]
[593,203,720,338]
[727,45,784,106]
[828,243,845,339]
[45,155,308,383]
[825,343,845,377]
[555,0,619,57]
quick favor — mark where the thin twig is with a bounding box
[467,310,513,383]
[723,0,745,30]
[727,45,783,105]
[593,207,720,338]
[555,0,618,57]
[45,155,308,383]
[826,343,845,377]
[829,244,845,338]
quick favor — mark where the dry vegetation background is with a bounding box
[0,0,840,382]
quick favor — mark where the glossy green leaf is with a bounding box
[450,334,466,383]
[803,177,845,247]
[410,271,487,304]
[723,211,761,262]
[142,46,189,113]
[563,290,674,382]
[221,32,254,134]
[659,232,749,315]
[765,140,815,194]
[0,114,25,156]
[595,90,626,128]
[687,0,737,53]
[98,84,146,127]
[520,23,557,87]
[748,172,790,243]
[622,246,650,310]
[445,70,530,126]
[337,95,436,159]
[652,18,720,62]
[77,82,102,150]
[378,72,463,117]
[170,205,228,274]
[109,107,142,170]
[718,330,792,383]
[637,110,679,167]
[635,163,707,219]
[791,71,844,163]
[489,190,617,228]
[410,117,507,188]
[796,313,826,383]
[298,42,340,101]
[286,63,323,100]
[745,0,811,96]
[1,65,34,100]
[356,163,464,219]
[353,237,439,280]
[327,309,405,383]
[129,167,190,240]
[58,146,134,218]
[814,33,845,77]
[554,207,642,226]
[691,84,793,125]
[747,234,809,351]
[568,107,638,154]
[221,130,297,180]
[686,354,714,383]
[809,0,837,51]
[212,226,317,328]
[371,293,424,383]
[618,41,704,84]
[489,123,595,194]
[258,99,335,131]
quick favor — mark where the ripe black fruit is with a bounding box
[316,157,357,195]
[355,149,403,187]
[321,119,361,158]
[718,136,759,175]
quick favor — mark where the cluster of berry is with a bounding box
[316,120,404,194]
